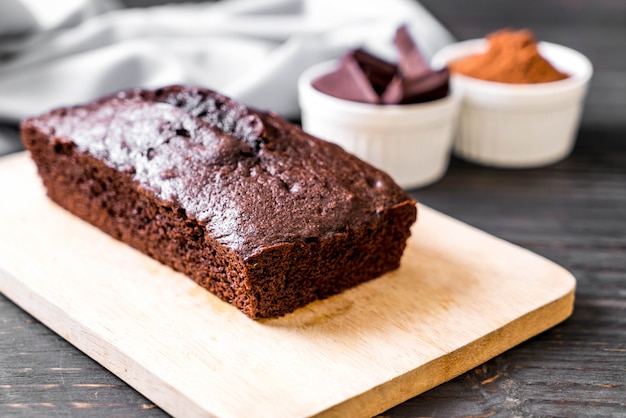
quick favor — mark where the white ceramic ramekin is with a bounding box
[298,61,460,189]
[432,40,592,168]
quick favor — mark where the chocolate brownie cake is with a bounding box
[21,85,417,319]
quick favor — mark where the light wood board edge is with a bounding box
[0,265,213,418]
[317,281,576,418]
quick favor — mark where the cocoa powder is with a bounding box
[449,29,569,84]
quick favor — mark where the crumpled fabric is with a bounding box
[0,0,453,122]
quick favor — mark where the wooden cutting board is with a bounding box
[0,152,575,418]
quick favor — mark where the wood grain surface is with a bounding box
[1,1,625,417]
[0,153,575,418]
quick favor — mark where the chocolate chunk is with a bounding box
[394,25,430,79]
[351,49,398,95]
[311,52,380,104]
[382,68,450,104]
[311,24,449,105]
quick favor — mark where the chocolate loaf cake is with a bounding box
[21,85,417,319]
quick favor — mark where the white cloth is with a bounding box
[0,0,453,122]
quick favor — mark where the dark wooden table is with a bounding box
[1,1,625,417]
